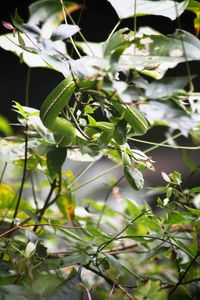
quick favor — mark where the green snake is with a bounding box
[40,77,149,146]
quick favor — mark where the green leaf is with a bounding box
[170,171,182,185]
[188,187,200,194]
[46,148,67,179]
[49,268,83,300]
[124,166,144,190]
[135,280,167,300]
[32,274,62,296]
[165,211,189,225]
[86,225,110,238]
[185,206,200,216]
[51,24,80,41]
[120,29,200,79]
[102,28,130,57]
[12,9,24,28]
[28,0,81,38]
[0,33,47,68]
[108,0,188,20]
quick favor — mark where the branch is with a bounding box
[10,123,28,229]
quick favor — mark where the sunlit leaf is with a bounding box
[108,0,188,20]
[28,0,81,38]
[120,29,200,79]
[51,24,80,41]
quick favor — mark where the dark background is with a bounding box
[0,0,198,122]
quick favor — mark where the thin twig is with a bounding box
[128,135,200,151]
[30,172,38,210]
[169,251,199,296]
[60,0,81,58]
[71,163,122,192]
[0,162,7,184]
[0,223,82,238]
[80,283,92,300]
[25,67,31,106]
[96,176,124,229]
[10,123,28,229]
[96,210,151,255]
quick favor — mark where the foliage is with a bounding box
[0,0,200,299]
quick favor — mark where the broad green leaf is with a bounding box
[28,0,81,38]
[185,206,200,216]
[47,148,67,179]
[135,280,167,300]
[102,28,130,57]
[51,24,80,41]
[165,211,189,225]
[108,0,188,20]
[188,187,200,194]
[49,268,83,300]
[32,274,62,296]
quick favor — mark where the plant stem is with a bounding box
[71,163,123,192]
[169,251,199,296]
[83,264,135,300]
[33,179,57,232]
[60,0,81,58]
[96,210,150,254]
[11,123,28,227]
[96,175,124,229]
[128,133,199,151]
[25,67,31,106]
[0,162,7,184]
[106,20,121,41]
[68,161,96,189]
[30,172,38,210]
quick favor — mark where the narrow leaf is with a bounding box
[47,148,67,179]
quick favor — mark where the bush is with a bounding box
[0,0,200,299]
